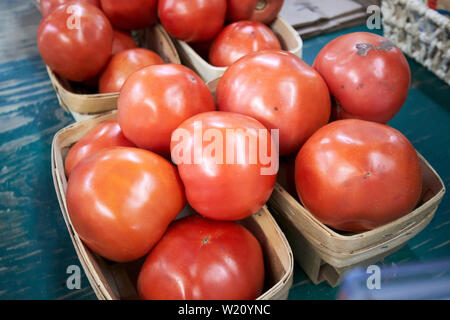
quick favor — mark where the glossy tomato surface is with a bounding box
[111,29,137,55]
[64,120,135,177]
[227,0,284,24]
[40,0,100,17]
[66,147,186,262]
[295,119,422,232]
[100,0,158,30]
[216,50,331,156]
[118,64,215,156]
[170,111,277,221]
[99,48,164,93]
[37,2,113,82]
[313,32,411,123]
[209,20,281,67]
[158,0,226,43]
[138,215,265,300]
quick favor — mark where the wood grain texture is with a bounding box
[0,0,448,300]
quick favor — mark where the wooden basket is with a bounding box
[268,154,446,287]
[381,0,450,84]
[173,16,303,83]
[51,111,294,300]
[46,24,181,122]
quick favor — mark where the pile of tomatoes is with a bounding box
[37,0,424,300]
[37,0,286,94]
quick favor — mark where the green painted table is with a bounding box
[0,1,448,300]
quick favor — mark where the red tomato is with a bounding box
[295,119,422,232]
[111,29,137,55]
[209,20,281,67]
[66,147,186,262]
[118,64,215,156]
[170,111,277,221]
[99,48,164,93]
[227,0,284,24]
[216,50,331,156]
[64,120,135,177]
[100,0,158,30]
[40,0,100,17]
[313,32,411,123]
[81,30,138,88]
[37,2,113,82]
[158,0,227,43]
[138,214,265,300]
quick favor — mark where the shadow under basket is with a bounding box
[173,16,303,83]
[268,154,446,287]
[51,111,294,300]
[46,24,181,122]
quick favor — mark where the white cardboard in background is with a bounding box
[280,0,381,38]
[280,0,362,28]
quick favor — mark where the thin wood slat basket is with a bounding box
[173,16,303,83]
[268,155,446,287]
[51,111,294,300]
[381,0,450,84]
[33,0,181,121]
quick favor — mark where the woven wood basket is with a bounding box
[268,154,446,287]
[51,79,294,299]
[33,0,181,121]
[382,0,450,84]
[173,16,303,83]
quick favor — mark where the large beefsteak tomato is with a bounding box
[138,214,265,300]
[66,147,186,262]
[295,119,422,232]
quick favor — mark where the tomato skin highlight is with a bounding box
[66,147,186,262]
[100,0,158,30]
[158,0,227,43]
[295,119,422,232]
[209,20,281,67]
[117,64,215,156]
[64,120,135,177]
[99,48,164,93]
[216,50,331,156]
[226,0,284,24]
[138,214,265,300]
[313,32,411,123]
[170,111,277,221]
[37,2,113,82]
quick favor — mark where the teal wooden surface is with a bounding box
[0,1,448,300]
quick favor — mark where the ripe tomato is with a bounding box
[64,120,135,177]
[170,111,277,221]
[209,20,281,67]
[158,0,227,43]
[66,147,186,262]
[227,0,284,24]
[111,29,137,55]
[99,48,164,93]
[216,50,331,156]
[40,0,100,17]
[313,32,411,123]
[295,119,422,232]
[138,214,265,300]
[100,0,158,30]
[118,64,215,156]
[37,2,113,82]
